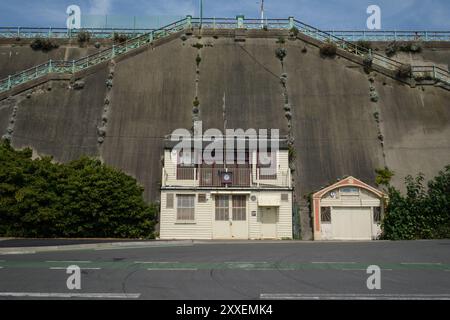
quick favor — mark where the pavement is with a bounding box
[0,239,449,300]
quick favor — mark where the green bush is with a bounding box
[113,32,129,43]
[0,140,156,238]
[77,30,91,45]
[320,41,337,57]
[381,166,450,240]
[397,64,412,78]
[356,40,372,50]
[30,38,59,52]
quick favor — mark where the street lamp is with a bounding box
[200,0,203,28]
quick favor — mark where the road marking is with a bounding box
[401,262,442,265]
[0,251,36,255]
[340,268,393,271]
[46,260,92,263]
[0,292,140,299]
[260,293,450,300]
[134,261,180,264]
[311,261,357,264]
[50,267,101,270]
[147,268,198,271]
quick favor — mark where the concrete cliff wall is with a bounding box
[1,34,449,239]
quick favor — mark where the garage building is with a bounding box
[312,177,387,240]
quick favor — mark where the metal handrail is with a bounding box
[293,19,450,86]
[1,17,449,94]
[0,18,189,93]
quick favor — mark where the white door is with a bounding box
[213,195,248,239]
[260,207,277,239]
[331,207,372,240]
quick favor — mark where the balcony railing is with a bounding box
[199,166,251,187]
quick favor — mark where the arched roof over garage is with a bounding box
[312,176,386,200]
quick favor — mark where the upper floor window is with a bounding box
[258,151,277,180]
[177,195,195,221]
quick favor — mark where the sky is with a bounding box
[0,0,449,30]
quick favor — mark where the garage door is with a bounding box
[331,207,372,240]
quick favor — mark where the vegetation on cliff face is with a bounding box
[0,140,156,238]
[381,166,450,240]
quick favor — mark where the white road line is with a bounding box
[225,262,269,264]
[0,251,36,255]
[50,267,101,270]
[260,293,450,300]
[401,262,442,265]
[311,261,357,264]
[134,261,180,264]
[0,292,140,299]
[147,268,198,271]
[46,261,92,263]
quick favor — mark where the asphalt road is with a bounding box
[0,240,450,300]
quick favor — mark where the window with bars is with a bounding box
[176,195,195,221]
[215,195,229,221]
[232,195,246,221]
[373,207,381,223]
[321,207,331,223]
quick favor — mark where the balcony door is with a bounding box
[213,195,248,239]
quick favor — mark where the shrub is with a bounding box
[275,47,287,61]
[0,140,156,238]
[385,42,398,57]
[375,167,395,186]
[113,32,128,43]
[193,97,200,107]
[356,40,372,50]
[77,30,91,45]
[400,41,422,53]
[320,41,337,57]
[276,36,286,44]
[30,38,59,52]
[196,54,202,66]
[381,166,450,240]
[192,43,204,49]
[289,26,299,37]
[397,64,412,78]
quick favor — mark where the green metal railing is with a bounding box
[0,18,188,93]
[293,19,450,87]
[0,16,449,94]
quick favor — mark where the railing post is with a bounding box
[112,45,115,58]
[425,31,428,41]
[48,59,52,73]
[186,15,192,28]
[48,27,52,38]
[433,65,436,79]
[72,60,75,74]
[288,16,294,29]
[17,27,20,38]
[7,75,11,90]
[236,15,244,29]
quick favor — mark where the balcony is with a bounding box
[166,165,292,189]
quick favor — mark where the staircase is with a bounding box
[1,16,449,99]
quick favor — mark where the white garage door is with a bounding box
[331,207,372,240]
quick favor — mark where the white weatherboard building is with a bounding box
[312,177,387,241]
[160,138,293,240]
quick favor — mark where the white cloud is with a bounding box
[88,0,112,15]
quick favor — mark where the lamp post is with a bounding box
[200,0,203,28]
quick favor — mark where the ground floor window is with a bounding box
[321,207,331,223]
[215,195,229,221]
[232,195,247,221]
[177,195,195,221]
[215,195,247,221]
